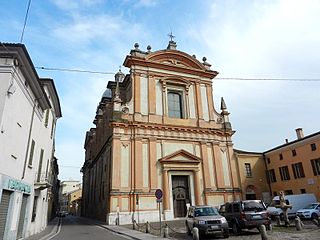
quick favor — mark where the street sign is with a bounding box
[156,198,163,203]
[155,189,163,199]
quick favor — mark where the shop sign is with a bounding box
[8,179,31,193]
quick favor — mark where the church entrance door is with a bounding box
[172,175,190,218]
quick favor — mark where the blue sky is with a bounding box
[1,0,319,181]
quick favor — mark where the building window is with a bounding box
[279,166,290,181]
[167,90,184,118]
[300,189,306,194]
[267,169,277,183]
[310,158,320,176]
[292,149,297,156]
[284,190,293,195]
[267,158,270,164]
[44,109,49,127]
[244,163,252,177]
[292,162,305,179]
[28,139,35,166]
[311,143,317,151]
[279,153,283,160]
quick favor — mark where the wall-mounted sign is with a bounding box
[8,179,31,193]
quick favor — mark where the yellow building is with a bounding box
[234,150,271,203]
[68,188,82,216]
[82,40,241,224]
[264,128,320,201]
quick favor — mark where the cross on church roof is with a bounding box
[168,31,175,42]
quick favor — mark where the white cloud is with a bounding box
[51,0,103,11]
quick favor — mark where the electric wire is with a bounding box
[20,0,32,43]
[35,66,320,81]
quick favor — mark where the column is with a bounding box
[193,170,202,205]
[162,169,169,210]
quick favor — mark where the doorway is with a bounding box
[172,176,190,218]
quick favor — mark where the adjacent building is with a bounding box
[264,128,320,201]
[0,43,61,240]
[82,41,241,224]
[233,149,271,203]
[59,180,81,213]
[68,188,82,216]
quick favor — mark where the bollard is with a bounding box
[295,216,302,231]
[275,216,281,226]
[146,221,150,233]
[259,225,268,240]
[163,224,169,238]
[192,227,199,240]
[132,220,136,230]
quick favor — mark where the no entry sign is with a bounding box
[155,189,163,199]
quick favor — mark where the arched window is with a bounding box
[168,91,183,118]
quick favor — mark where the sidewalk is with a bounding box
[25,217,60,240]
[85,217,169,240]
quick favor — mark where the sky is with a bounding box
[1,0,319,181]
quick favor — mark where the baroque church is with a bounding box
[82,40,241,224]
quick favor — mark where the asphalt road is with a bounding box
[50,215,130,240]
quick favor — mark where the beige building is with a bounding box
[68,188,82,216]
[234,150,271,203]
[82,40,241,224]
[264,128,320,201]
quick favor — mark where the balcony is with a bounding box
[34,172,52,190]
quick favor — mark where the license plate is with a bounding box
[211,225,219,229]
[252,215,262,219]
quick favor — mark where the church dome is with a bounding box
[102,88,112,99]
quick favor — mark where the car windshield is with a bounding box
[303,203,318,209]
[195,207,219,217]
[243,201,265,211]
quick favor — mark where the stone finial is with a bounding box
[192,54,196,58]
[147,45,152,52]
[202,57,207,63]
[134,43,139,50]
[221,97,227,111]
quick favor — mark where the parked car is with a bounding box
[267,194,317,219]
[296,202,320,219]
[186,205,229,238]
[219,200,271,234]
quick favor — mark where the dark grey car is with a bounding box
[186,205,229,238]
[219,200,271,234]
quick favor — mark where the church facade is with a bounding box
[82,41,241,224]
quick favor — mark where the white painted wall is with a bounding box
[155,79,163,115]
[188,84,196,119]
[0,55,60,239]
[140,76,148,115]
[200,84,209,121]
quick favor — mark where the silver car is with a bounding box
[186,205,229,238]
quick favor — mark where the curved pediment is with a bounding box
[146,50,206,71]
[159,149,201,164]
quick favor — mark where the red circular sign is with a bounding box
[155,189,163,199]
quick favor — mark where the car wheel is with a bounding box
[232,222,240,234]
[185,222,191,235]
[311,213,318,220]
[266,224,271,231]
[280,213,284,221]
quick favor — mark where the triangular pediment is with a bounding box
[159,149,201,164]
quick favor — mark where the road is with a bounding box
[49,215,130,240]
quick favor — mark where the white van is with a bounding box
[267,193,317,219]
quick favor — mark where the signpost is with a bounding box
[155,189,163,236]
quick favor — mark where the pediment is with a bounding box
[159,149,201,164]
[146,50,206,71]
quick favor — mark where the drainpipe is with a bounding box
[262,153,272,198]
[22,99,38,179]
